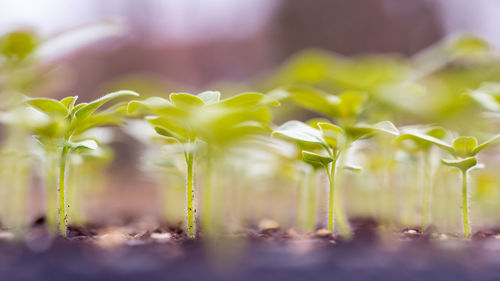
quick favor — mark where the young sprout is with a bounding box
[26,91,139,235]
[397,131,500,238]
[273,119,398,238]
[466,82,500,113]
[396,126,447,230]
[128,91,277,238]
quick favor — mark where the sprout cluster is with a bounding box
[2,30,500,240]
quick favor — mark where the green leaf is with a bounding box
[272,120,326,145]
[147,116,190,142]
[70,139,98,151]
[396,131,455,155]
[0,31,39,60]
[169,93,205,107]
[197,91,221,105]
[27,98,69,116]
[60,96,78,110]
[446,34,491,59]
[343,164,362,172]
[306,118,331,129]
[344,121,398,141]
[286,85,339,118]
[338,91,367,119]
[127,97,172,115]
[75,90,139,121]
[441,157,478,172]
[372,121,399,136]
[302,150,333,166]
[153,126,181,142]
[466,83,500,112]
[452,136,478,158]
[472,134,500,155]
[220,92,268,108]
[318,122,344,149]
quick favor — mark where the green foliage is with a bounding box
[25,91,139,235]
[0,31,39,61]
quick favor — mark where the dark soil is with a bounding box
[2,218,500,281]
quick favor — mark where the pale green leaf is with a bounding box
[452,136,478,157]
[127,97,172,115]
[338,91,367,119]
[220,92,267,108]
[287,85,339,118]
[302,150,333,166]
[272,120,326,145]
[27,98,68,116]
[372,121,399,136]
[75,90,139,121]
[169,92,205,107]
[197,91,221,105]
[396,131,455,154]
[60,96,78,110]
[343,164,362,172]
[472,134,500,155]
[70,139,98,150]
[441,157,477,172]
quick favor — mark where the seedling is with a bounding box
[26,91,139,235]
[128,91,277,238]
[397,131,500,238]
[396,126,448,230]
[273,119,398,238]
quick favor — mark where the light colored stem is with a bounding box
[185,148,196,238]
[45,153,58,233]
[327,161,335,232]
[201,147,213,235]
[327,152,351,238]
[306,169,317,232]
[58,146,69,236]
[296,168,308,231]
[462,170,471,238]
[421,152,434,230]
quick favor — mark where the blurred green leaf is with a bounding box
[75,90,139,121]
[273,120,326,145]
[452,136,478,158]
[472,134,500,155]
[60,96,78,110]
[27,98,68,116]
[442,157,478,172]
[197,91,221,105]
[302,150,333,166]
[0,31,38,60]
[169,92,205,108]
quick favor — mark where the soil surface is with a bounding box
[1,218,500,281]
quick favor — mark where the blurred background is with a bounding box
[2,0,500,230]
[2,0,500,95]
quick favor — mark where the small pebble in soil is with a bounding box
[151,232,172,242]
[258,219,280,232]
[315,229,332,237]
[96,229,128,247]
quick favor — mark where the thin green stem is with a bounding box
[296,168,308,231]
[45,152,58,234]
[326,162,335,232]
[201,146,213,235]
[462,170,471,238]
[326,151,351,238]
[185,147,196,238]
[306,169,317,232]
[421,152,434,230]
[58,146,69,236]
